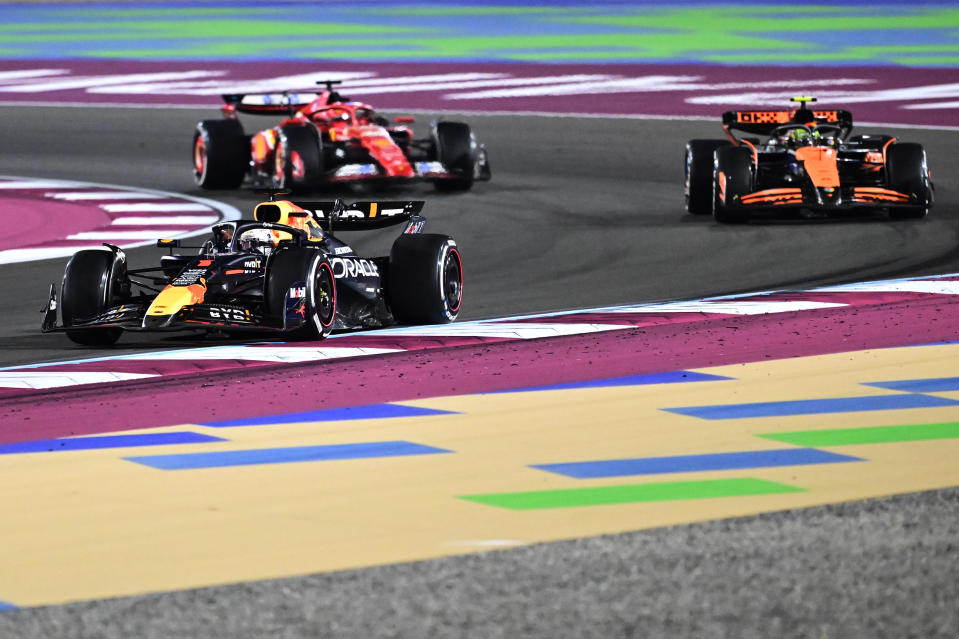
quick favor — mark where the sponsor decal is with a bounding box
[207,306,250,322]
[243,259,261,268]
[333,246,353,255]
[330,257,379,279]
[172,268,206,286]
[416,161,447,176]
[289,286,306,298]
[333,164,379,178]
[404,219,426,234]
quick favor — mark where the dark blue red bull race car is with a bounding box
[42,197,463,345]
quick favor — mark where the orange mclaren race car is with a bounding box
[42,197,463,345]
[684,97,934,223]
[193,80,491,193]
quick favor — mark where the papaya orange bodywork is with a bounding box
[795,146,840,188]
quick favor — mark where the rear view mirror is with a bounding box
[395,116,415,124]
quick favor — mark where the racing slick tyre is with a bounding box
[685,139,730,215]
[387,234,462,325]
[432,121,476,192]
[713,146,754,224]
[275,125,323,192]
[61,249,128,345]
[264,248,336,339]
[193,120,248,189]
[886,142,932,220]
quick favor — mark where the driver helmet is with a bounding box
[788,128,813,146]
[237,227,277,254]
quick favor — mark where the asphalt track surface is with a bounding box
[1,105,958,636]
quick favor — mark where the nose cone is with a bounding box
[143,283,205,329]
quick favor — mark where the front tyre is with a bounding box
[387,235,462,325]
[713,146,754,224]
[61,249,126,345]
[193,120,247,189]
[432,121,477,192]
[685,139,730,215]
[274,125,323,192]
[886,142,932,220]
[265,249,336,340]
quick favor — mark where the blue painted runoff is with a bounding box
[0,600,17,612]
[125,440,451,470]
[534,448,861,478]
[0,432,226,455]
[865,377,959,393]
[203,403,457,427]
[491,370,731,394]
[663,394,959,420]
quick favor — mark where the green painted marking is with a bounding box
[460,478,803,510]
[759,422,959,447]
[0,20,422,38]
[3,4,957,64]
[565,7,959,33]
[56,8,283,19]
[376,7,578,16]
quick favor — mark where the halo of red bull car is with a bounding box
[43,92,935,345]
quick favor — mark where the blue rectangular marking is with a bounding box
[865,377,959,393]
[492,371,732,394]
[0,432,226,455]
[203,403,457,427]
[125,440,451,470]
[534,448,862,479]
[0,600,17,612]
[663,394,959,420]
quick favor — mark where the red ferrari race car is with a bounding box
[193,80,491,193]
[684,97,934,223]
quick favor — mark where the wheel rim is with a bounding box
[314,262,335,328]
[193,135,206,179]
[443,248,462,313]
[274,138,287,187]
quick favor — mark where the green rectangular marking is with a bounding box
[759,422,959,447]
[460,478,802,510]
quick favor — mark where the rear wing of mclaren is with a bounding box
[722,108,853,136]
[221,92,318,115]
[295,200,426,233]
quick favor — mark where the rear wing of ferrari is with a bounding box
[295,200,426,233]
[221,92,318,115]
[722,108,853,135]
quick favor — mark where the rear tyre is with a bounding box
[265,249,336,340]
[713,146,754,224]
[274,125,323,192]
[685,139,730,215]
[61,249,126,345]
[387,235,462,325]
[193,120,247,189]
[432,122,476,192]
[886,142,932,220]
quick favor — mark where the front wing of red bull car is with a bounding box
[42,199,464,346]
